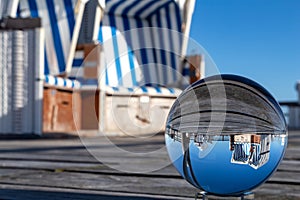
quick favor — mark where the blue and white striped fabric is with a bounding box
[233,143,251,162]
[18,0,77,75]
[105,85,182,97]
[98,0,184,91]
[70,48,84,78]
[44,75,81,89]
[249,144,261,167]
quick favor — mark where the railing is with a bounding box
[279,101,300,130]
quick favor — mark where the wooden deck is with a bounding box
[0,131,299,200]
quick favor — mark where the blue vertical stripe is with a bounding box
[112,87,119,91]
[16,5,21,17]
[173,2,182,32]
[63,79,67,86]
[72,59,84,67]
[155,86,162,93]
[44,49,49,74]
[45,75,49,83]
[141,86,148,93]
[46,0,66,72]
[148,19,160,83]
[122,17,131,32]
[98,22,103,42]
[136,19,150,84]
[63,0,75,39]
[28,0,39,17]
[168,88,175,94]
[98,23,109,85]
[127,49,137,86]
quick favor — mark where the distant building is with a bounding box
[280,81,300,129]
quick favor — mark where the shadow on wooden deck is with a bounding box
[0,188,173,200]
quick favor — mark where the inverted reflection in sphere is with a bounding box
[165,74,287,196]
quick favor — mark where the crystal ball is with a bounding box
[165,74,287,196]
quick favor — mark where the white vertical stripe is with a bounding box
[74,50,84,59]
[115,16,125,31]
[169,2,181,81]
[92,5,102,41]
[36,0,59,74]
[180,0,195,59]
[101,25,118,87]
[18,0,31,17]
[133,58,142,85]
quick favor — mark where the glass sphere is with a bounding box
[165,74,287,196]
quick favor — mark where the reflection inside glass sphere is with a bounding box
[165,75,287,196]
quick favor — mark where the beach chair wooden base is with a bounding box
[78,87,99,130]
[43,86,81,133]
[43,85,101,134]
[101,94,177,136]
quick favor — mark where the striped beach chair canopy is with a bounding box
[74,0,196,95]
[99,0,189,89]
[232,143,251,163]
[17,0,87,77]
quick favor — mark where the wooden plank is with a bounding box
[0,168,299,200]
[0,169,197,198]
[277,160,300,172]
[0,160,106,172]
[0,183,193,200]
[268,171,300,185]
[254,183,300,199]
[0,131,299,199]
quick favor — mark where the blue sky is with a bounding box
[189,0,300,102]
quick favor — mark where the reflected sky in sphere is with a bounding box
[165,75,287,196]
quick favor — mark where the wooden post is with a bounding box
[187,55,202,84]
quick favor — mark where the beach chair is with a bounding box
[17,0,87,132]
[72,0,205,135]
[0,17,43,135]
[0,1,19,19]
